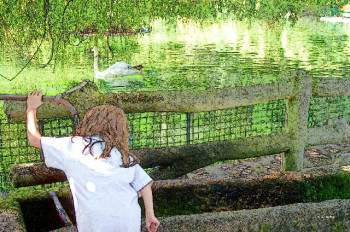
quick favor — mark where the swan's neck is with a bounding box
[93,49,101,75]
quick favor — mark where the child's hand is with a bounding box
[146,214,160,232]
[27,92,43,111]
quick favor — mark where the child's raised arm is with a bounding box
[26,92,43,149]
[140,182,160,232]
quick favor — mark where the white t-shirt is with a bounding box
[41,135,154,232]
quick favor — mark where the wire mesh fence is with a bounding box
[308,96,350,128]
[128,99,286,149]
[0,95,349,192]
[0,117,75,192]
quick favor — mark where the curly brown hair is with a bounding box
[74,105,140,168]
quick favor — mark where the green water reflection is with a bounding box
[0,16,350,95]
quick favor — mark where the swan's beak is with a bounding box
[87,47,93,53]
[133,64,143,70]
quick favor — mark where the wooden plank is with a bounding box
[50,226,77,232]
[49,191,73,227]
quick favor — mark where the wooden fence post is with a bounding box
[282,69,312,171]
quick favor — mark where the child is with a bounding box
[26,92,160,232]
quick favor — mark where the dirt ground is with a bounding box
[180,142,350,180]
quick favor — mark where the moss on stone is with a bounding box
[302,173,350,203]
[258,223,271,232]
[331,222,345,232]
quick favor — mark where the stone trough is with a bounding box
[1,165,350,232]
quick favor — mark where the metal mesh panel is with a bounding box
[308,96,350,128]
[128,112,188,149]
[190,100,286,144]
[41,117,75,137]
[0,117,74,192]
[127,99,286,149]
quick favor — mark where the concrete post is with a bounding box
[282,69,312,171]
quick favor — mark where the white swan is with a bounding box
[88,46,143,80]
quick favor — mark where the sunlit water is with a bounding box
[0,15,350,95]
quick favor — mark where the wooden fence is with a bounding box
[6,69,350,187]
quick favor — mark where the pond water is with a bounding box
[1,15,350,95]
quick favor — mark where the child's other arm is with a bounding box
[26,92,43,149]
[140,182,160,232]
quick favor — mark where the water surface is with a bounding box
[1,16,349,95]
